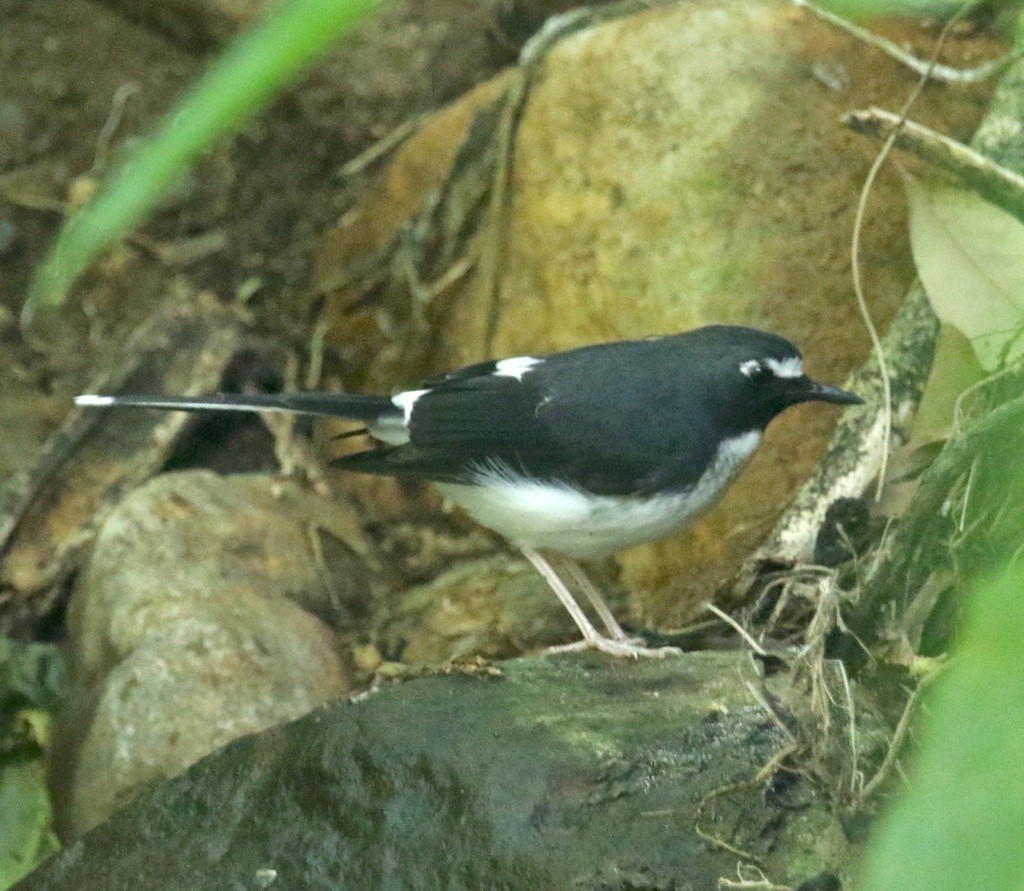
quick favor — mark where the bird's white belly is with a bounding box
[436,431,761,559]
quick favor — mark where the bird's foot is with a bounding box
[546,635,683,659]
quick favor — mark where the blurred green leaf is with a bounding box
[906,323,985,446]
[0,639,65,721]
[0,755,57,889]
[24,0,381,325]
[0,642,64,888]
[862,565,1024,890]
[907,177,1024,371]
[816,0,987,17]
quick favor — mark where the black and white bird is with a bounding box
[76,325,861,658]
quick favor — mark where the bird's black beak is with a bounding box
[802,378,863,406]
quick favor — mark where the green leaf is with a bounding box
[906,178,1024,371]
[906,323,985,446]
[0,755,57,889]
[862,565,1024,890]
[817,0,985,16]
[23,0,381,324]
[0,638,65,718]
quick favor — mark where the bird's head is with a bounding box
[693,326,862,431]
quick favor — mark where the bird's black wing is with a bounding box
[336,345,720,496]
[417,359,507,388]
[337,371,565,482]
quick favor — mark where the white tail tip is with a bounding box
[75,394,116,407]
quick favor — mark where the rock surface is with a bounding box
[374,554,583,665]
[316,0,997,625]
[53,472,375,838]
[20,652,859,889]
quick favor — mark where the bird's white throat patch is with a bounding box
[437,430,762,559]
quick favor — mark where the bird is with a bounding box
[75,325,861,659]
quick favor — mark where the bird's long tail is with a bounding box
[74,391,396,422]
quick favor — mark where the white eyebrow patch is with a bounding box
[391,389,429,423]
[765,356,804,379]
[493,356,542,381]
[740,356,804,380]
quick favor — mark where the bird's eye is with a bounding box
[739,360,770,381]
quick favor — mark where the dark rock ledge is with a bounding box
[17,651,853,889]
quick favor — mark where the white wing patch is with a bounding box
[372,388,430,445]
[493,356,542,381]
[391,389,429,423]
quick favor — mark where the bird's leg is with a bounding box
[559,557,629,642]
[520,546,681,659]
[520,546,603,644]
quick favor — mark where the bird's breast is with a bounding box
[436,430,761,559]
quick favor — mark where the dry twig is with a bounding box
[845,108,1024,222]
[858,660,945,807]
[795,0,1020,84]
